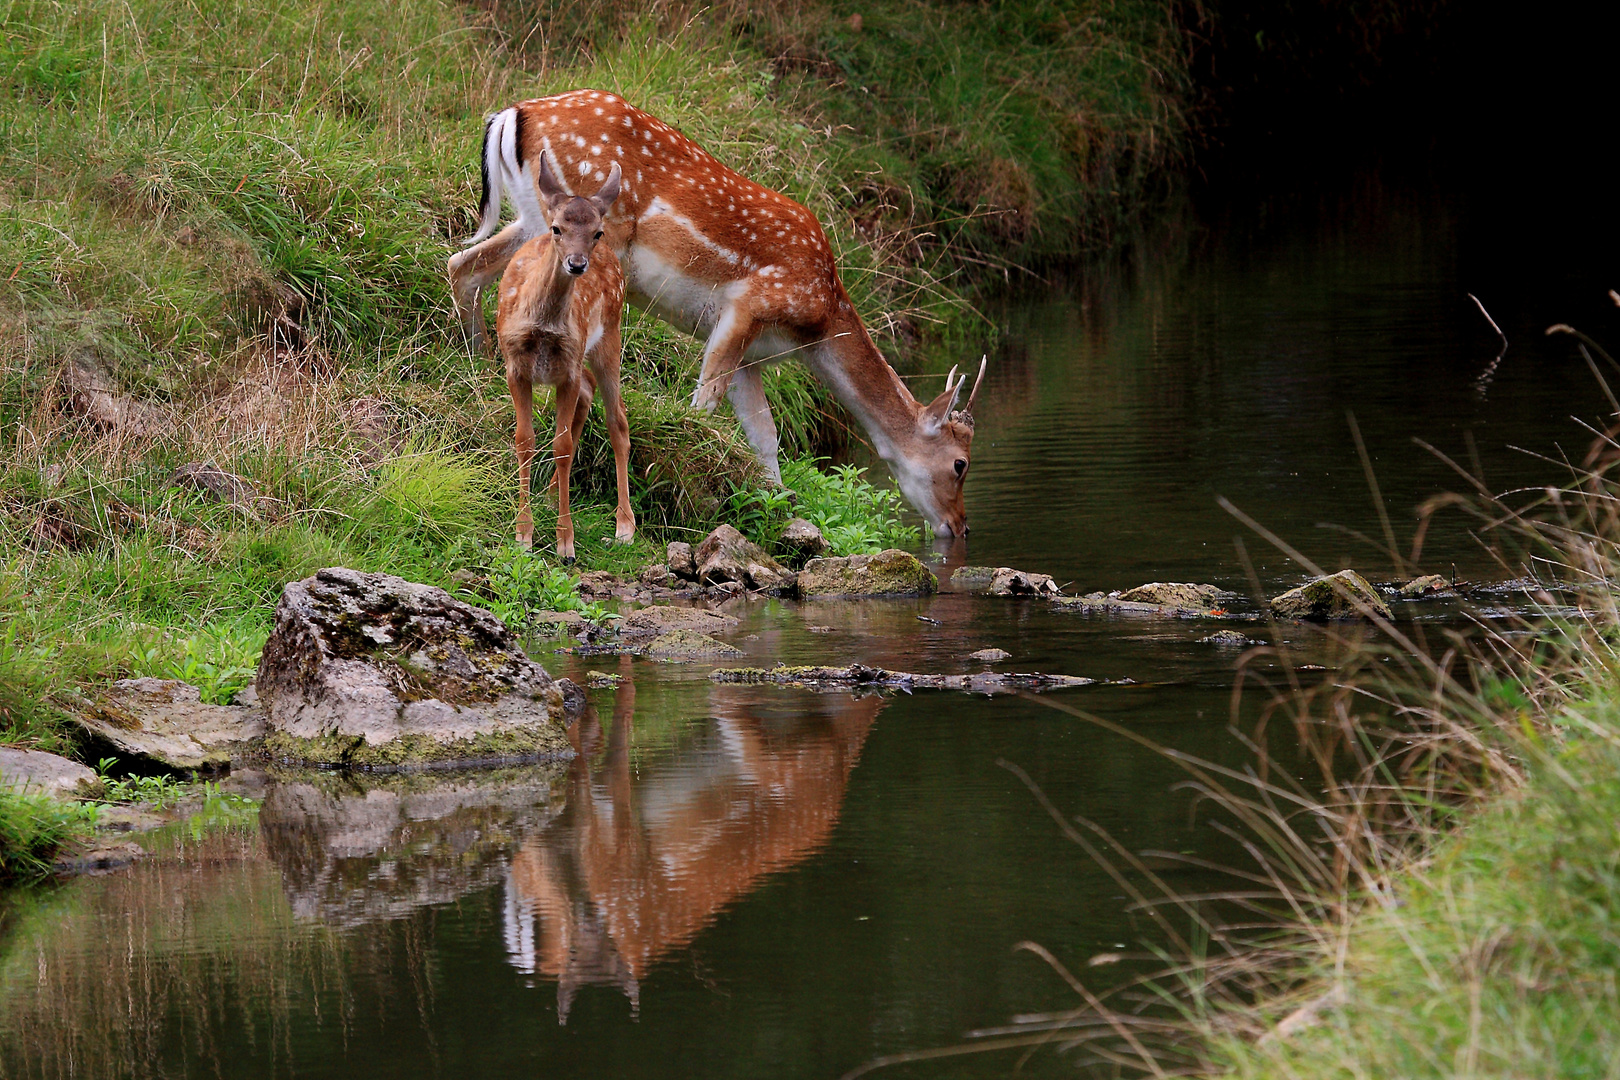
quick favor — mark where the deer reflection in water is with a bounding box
[503,657,883,1021]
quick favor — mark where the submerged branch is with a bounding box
[709,664,1097,693]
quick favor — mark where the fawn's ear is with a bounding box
[591,162,623,214]
[536,150,570,207]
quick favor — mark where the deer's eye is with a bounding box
[594,231,604,240]
[954,459,967,478]
[551,226,561,236]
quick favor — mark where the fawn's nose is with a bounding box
[564,255,588,276]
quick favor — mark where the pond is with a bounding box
[2,153,1611,1079]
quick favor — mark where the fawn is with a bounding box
[494,151,632,561]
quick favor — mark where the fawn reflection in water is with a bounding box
[503,662,883,1020]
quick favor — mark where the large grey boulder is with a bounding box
[797,549,937,598]
[693,524,794,592]
[0,747,98,800]
[77,678,266,772]
[256,568,576,767]
[1269,570,1392,621]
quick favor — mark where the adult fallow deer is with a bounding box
[495,151,632,561]
[449,89,986,538]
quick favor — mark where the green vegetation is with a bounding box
[730,457,922,556]
[0,0,1193,756]
[1211,686,1620,1076]
[481,549,617,632]
[0,789,97,884]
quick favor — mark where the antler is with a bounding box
[966,355,987,414]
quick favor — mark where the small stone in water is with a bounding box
[967,648,1011,662]
[1200,630,1258,647]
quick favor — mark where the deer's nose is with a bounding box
[564,255,588,276]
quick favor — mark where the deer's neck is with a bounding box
[813,305,921,463]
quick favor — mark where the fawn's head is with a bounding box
[535,150,621,277]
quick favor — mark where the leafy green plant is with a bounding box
[163,627,265,705]
[731,457,922,556]
[373,440,501,536]
[481,548,617,633]
[93,758,188,808]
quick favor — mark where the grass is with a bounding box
[0,790,97,884]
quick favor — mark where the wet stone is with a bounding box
[1200,630,1260,647]
[643,630,744,659]
[619,605,738,639]
[1269,570,1392,621]
[693,524,794,593]
[778,517,828,565]
[0,747,99,800]
[77,678,266,772]
[1398,574,1451,598]
[1117,582,1225,609]
[797,550,937,597]
[966,648,1012,662]
[666,542,697,580]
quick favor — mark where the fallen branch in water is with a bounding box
[709,663,1097,693]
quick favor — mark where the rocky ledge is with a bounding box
[256,567,581,768]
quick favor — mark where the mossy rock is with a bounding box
[797,549,937,597]
[642,630,744,659]
[1269,570,1392,621]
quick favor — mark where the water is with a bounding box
[3,159,1614,1078]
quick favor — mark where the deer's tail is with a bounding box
[466,107,544,246]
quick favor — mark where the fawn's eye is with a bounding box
[551,226,561,235]
[594,231,604,240]
[954,459,967,478]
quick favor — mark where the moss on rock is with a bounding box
[797,549,937,597]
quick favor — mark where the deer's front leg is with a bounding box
[509,370,536,549]
[692,303,761,413]
[592,331,636,544]
[726,360,782,485]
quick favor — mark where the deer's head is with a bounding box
[892,358,987,539]
[535,151,621,277]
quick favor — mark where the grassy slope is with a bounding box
[0,0,1191,759]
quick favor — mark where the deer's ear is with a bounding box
[919,365,963,435]
[591,162,622,213]
[535,150,568,206]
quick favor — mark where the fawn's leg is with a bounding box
[591,327,636,542]
[509,371,536,549]
[553,379,583,564]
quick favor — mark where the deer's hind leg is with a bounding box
[449,223,529,356]
[589,324,636,543]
